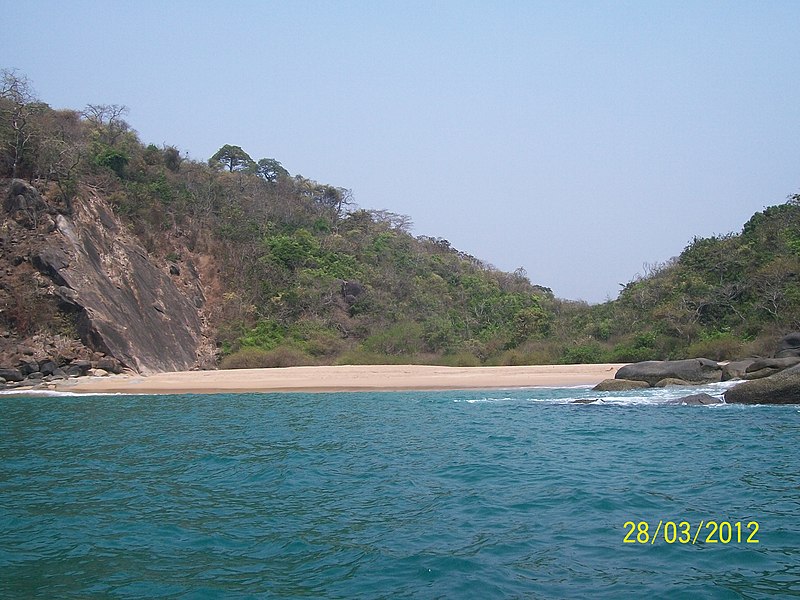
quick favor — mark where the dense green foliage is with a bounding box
[560,198,800,363]
[2,69,799,366]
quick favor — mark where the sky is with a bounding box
[4,1,799,302]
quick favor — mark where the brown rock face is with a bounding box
[29,188,203,374]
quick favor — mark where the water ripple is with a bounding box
[1,390,798,598]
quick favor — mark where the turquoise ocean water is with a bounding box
[1,383,798,599]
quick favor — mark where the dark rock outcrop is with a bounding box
[725,363,800,404]
[65,360,91,377]
[341,280,365,305]
[722,359,756,381]
[24,188,203,374]
[0,368,24,382]
[775,332,800,358]
[4,179,48,225]
[665,393,723,405]
[615,359,722,387]
[744,357,800,380]
[592,378,649,391]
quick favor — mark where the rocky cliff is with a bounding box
[2,180,210,374]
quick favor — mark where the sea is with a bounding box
[1,382,798,599]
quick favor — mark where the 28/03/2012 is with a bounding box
[622,520,760,545]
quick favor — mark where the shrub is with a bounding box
[609,331,661,362]
[94,146,129,177]
[561,342,607,364]
[238,320,286,350]
[687,333,744,361]
[362,323,424,355]
[335,350,417,365]
[220,346,314,369]
[437,352,481,367]
[297,326,346,358]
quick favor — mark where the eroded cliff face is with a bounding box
[2,180,209,374]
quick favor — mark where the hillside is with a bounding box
[0,71,556,372]
[550,198,800,364]
[1,70,798,373]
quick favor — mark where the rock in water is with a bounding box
[725,364,800,404]
[592,379,650,391]
[665,393,723,405]
[615,359,722,387]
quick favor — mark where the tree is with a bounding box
[209,144,255,172]
[34,108,85,186]
[312,184,352,215]
[163,145,182,172]
[256,157,288,182]
[0,69,38,178]
[95,146,128,177]
[82,104,130,146]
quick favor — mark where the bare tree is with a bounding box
[82,103,130,146]
[0,69,38,178]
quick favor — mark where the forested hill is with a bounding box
[1,70,798,372]
[0,71,556,371]
[559,198,800,363]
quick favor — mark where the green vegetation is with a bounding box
[560,198,800,362]
[2,68,799,367]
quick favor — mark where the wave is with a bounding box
[456,380,741,406]
[0,388,127,397]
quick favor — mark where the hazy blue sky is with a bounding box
[4,1,799,302]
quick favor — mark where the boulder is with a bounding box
[775,332,800,358]
[0,368,24,382]
[66,360,91,377]
[341,280,365,305]
[592,378,650,391]
[96,356,123,374]
[743,357,800,380]
[4,179,47,217]
[39,360,58,376]
[744,368,777,381]
[725,363,800,404]
[18,360,40,376]
[665,393,723,406]
[721,359,756,381]
[615,358,722,387]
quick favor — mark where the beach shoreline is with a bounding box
[36,364,625,395]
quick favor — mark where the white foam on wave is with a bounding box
[0,388,126,397]
[456,380,742,406]
[457,397,515,404]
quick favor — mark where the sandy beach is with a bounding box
[44,364,625,395]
